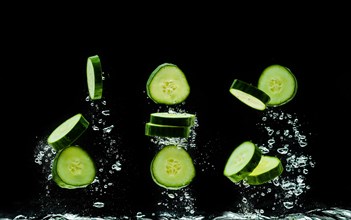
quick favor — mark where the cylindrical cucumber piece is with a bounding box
[145,122,191,138]
[149,112,196,127]
[87,54,103,100]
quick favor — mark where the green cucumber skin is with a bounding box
[48,114,89,151]
[258,64,297,107]
[224,141,262,183]
[145,122,191,138]
[146,63,190,105]
[150,112,196,127]
[245,157,284,185]
[87,55,103,100]
[230,79,271,106]
[52,146,96,189]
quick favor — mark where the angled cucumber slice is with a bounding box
[47,113,89,151]
[245,155,284,185]
[52,145,96,189]
[150,145,196,190]
[146,63,190,105]
[257,64,297,107]
[229,79,270,111]
[223,141,262,183]
[150,112,196,127]
[145,122,191,138]
[87,55,103,100]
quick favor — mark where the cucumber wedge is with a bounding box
[223,141,262,183]
[87,55,103,100]
[146,63,190,105]
[150,145,196,190]
[150,112,196,127]
[145,122,191,138]
[257,64,297,107]
[245,155,284,185]
[47,113,89,151]
[229,79,270,111]
[52,145,96,189]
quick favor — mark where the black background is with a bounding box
[1,6,351,219]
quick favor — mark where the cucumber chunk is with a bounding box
[87,54,103,100]
[52,145,96,189]
[146,63,190,105]
[150,145,196,190]
[245,155,284,185]
[223,141,262,183]
[150,112,196,127]
[145,122,191,138]
[257,64,297,107]
[229,79,270,111]
[47,113,89,151]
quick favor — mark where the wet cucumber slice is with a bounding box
[150,145,196,190]
[146,63,190,105]
[52,145,96,189]
[229,79,270,111]
[47,113,89,151]
[257,64,297,107]
[223,141,262,183]
[87,55,103,100]
[245,155,284,185]
[145,122,191,138]
[149,112,196,127]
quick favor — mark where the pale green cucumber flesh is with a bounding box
[223,141,262,183]
[245,155,284,185]
[257,64,297,107]
[47,113,89,151]
[145,122,191,138]
[150,112,196,127]
[87,55,103,100]
[52,145,96,188]
[150,145,195,190]
[229,79,270,111]
[146,63,190,105]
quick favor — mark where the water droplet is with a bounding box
[93,201,105,208]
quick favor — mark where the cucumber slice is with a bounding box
[150,145,196,190]
[223,141,262,183]
[145,122,191,138]
[87,55,103,100]
[257,64,297,107]
[229,79,270,111]
[47,113,89,151]
[150,112,196,127]
[146,63,190,105]
[52,145,96,189]
[245,155,284,185]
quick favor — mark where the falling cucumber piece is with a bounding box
[150,145,196,190]
[47,113,89,151]
[223,141,262,183]
[245,155,284,185]
[146,63,190,105]
[257,64,297,107]
[52,145,96,189]
[87,55,103,100]
[229,79,270,111]
[149,112,196,127]
[145,122,191,138]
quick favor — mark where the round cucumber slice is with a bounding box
[47,113,89,151]
[245,155,284,185]
[146,63,190,105]
[52,145,96,189]
[257,64,297,107]
[150,145,196,190]
[87,54,103,100]
[145,122,191,138]
[150,112,196,127]
[229,79,270,111]
[223,141,262,183]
